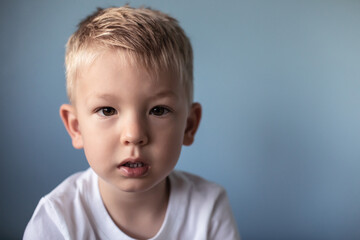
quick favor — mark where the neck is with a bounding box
[98,177,170,238]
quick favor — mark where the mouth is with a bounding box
[117,159,150,177]
[122,162,146,168]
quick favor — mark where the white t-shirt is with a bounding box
[23,168,240,240]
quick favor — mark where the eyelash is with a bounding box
[149,106,172,116]
[96,107,117,117]
[95,106,172,117]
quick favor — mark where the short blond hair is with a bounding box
[65,6,193,104]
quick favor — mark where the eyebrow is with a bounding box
[85,90,178,104]
[84,93,119,106]
[151,90,179,100]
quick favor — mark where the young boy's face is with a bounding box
[60,50,201,193]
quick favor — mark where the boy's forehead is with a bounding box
[78,48,178,81]
[71,48,190,106]
[75,50,184,93]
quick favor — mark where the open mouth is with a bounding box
[122,162,146,168]
[118,160,149,177]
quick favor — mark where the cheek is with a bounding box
[81,118,116,144]
[80,122,118,165]
[151,120,185,159]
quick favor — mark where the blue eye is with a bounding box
[149,106,170,116]
[97,107,117,116]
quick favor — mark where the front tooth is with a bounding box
[125,162,144,168]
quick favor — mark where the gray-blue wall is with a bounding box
[1,0,360,239]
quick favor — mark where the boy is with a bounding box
[24,6,240,240]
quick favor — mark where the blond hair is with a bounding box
[65,6,193,104]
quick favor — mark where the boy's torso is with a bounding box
[23,168,240,240]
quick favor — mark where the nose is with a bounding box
[120,114,148,146]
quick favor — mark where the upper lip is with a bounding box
[118,157,148,167]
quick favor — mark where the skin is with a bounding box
[60,50,201,239]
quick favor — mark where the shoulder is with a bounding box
[169,170,228,216]
[41,168,96,215]
[166,170,241,240]
[23,168,97,240]
[45,168,95,203]
[170,170,226,199]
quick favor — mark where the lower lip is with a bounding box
[118,165,149,177]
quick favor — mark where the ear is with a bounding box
[59,104,84,149]
[183,103,202,146]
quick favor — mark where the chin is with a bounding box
[117,181,155,193]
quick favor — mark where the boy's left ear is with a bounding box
[183,103,202,146]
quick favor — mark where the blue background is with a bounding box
[1,0,360,239]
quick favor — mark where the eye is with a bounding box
[96,107,117,117]
[149,106,170,116]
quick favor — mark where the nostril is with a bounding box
[123,138,147,145]
[136,139,145,145]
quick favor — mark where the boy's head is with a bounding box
[60,6,201,194]
[65,6,194,105]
